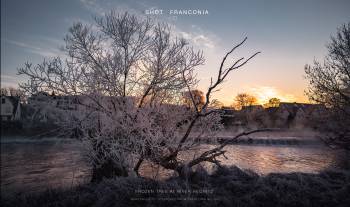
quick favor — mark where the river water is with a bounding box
[1,136,349,195]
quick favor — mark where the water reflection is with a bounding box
[218,145,348,174]
[1,140,90,195]
[1,138,349,195]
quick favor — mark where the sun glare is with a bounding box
[249,86,297,104]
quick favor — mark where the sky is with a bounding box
[1,0,350,105]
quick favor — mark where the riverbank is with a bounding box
[2,166,350,207]
[1,121,61,138]
[1,127,319,142]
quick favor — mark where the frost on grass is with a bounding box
[2,166,350,207]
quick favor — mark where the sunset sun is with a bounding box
[251,86,297,104]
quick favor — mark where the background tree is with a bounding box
[305,22,350,149]
[212,100,224,109]
[183,89,205,110]
[264,97,281,108]
[0,87,9,96]
[0,87,26,103]
[234,93,257,110]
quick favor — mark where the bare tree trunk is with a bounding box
[133,158,144,176]
[91,159,128,182]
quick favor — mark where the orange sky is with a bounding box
[196,45,312,106]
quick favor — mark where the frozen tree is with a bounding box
[305,22,350,149]
[18,11,261,181]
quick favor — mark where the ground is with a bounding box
[2,166,350,207]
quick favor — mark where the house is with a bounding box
[275,102,326,128]
[241,105,264,113]
[28,92,138,111]
[218,107,236,126]
[1,96,21,121]
[27,91,51,104]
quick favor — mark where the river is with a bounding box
[1,136,349,195]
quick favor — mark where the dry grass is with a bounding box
[2,166,350,207]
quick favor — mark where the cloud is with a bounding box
[79,0,143,17]
[172,25,218,49]
[1,75,22,87]
[79,0,106,16]
[176,31,215,49]
[193,34,215,49]
[4,38,63,58]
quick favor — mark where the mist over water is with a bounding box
[1,135,349,195]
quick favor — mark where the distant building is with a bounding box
[28,92,138,111]
[27,91,51,104]
[0,96,21,121]
[241,105,264,112]
[217,107,235,125]
[275,102,326,128]
[278,102,325,115]
[220,107,236,116]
